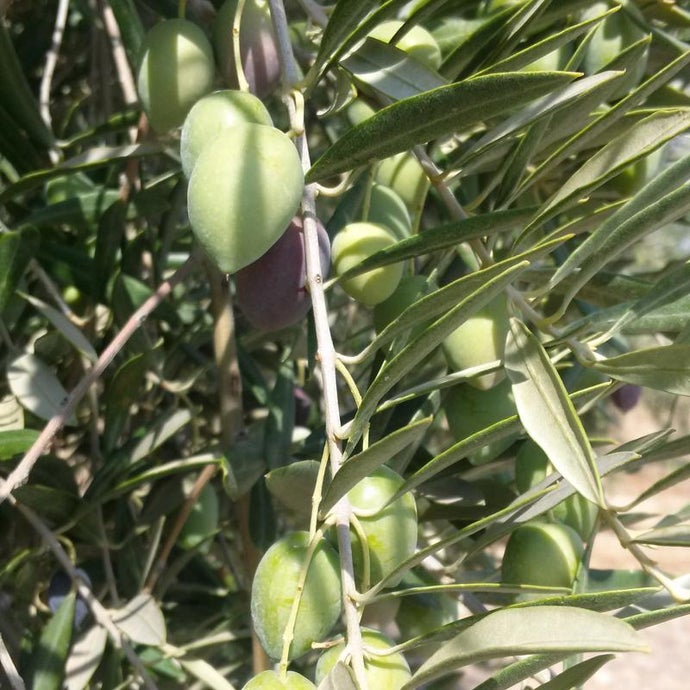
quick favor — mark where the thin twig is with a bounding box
[267,1,368,686]
[39,0,69,133]
[0,253,199,507]
[7,494,160,690]
[0,633,24,690]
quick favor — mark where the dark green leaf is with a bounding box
[307,72,576,182]
[265,460,321,520]
[0,226,39,314]
[27,592,76,690]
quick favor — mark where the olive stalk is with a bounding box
[267,0,368,686]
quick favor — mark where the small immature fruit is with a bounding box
[369,20,442,70]
[178,483,219,551]
[180,90,273,178]
[332,222,403,307]
[376,152,429,216]
[501,521,584,589]
[442,295,509,390]
[315,628,411,690]
[444,378,517,465]
[348,466,417,587]
[515,440,598,540]
[241,670,315,689]
[235,216,331,331]
[137,19,215,132]
[251,531,341,660]
[213,0,280,97]
[187,123,304,274]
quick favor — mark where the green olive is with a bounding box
[331,222,404,307]
[347,465,417,588]
[501,521,584,589]
[515,440,598,540]
[136,19,215,132]
[442,295,509,390]
[241,670,316,689]
[444,378,518,465]
[251,531,341,660]
[366,183,413,241]
[376,153,429,216]
[187,123,304,274]
[180,90,273,178]
[369,20,442,71]
[315,628,411,690]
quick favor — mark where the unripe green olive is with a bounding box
[442,295,509,390]
[376,153,429,216]
[187,123,304,274]
[178,483,219,552]
[515,440,598,540]
[366,183,413,240]
[241,670,315,689]
[180,90,273,178]
[501,521,584,589]
[315,628,411,690]
[136,19,215,132]
[213,0,280,97]
[444,378,517,465]
[251,531,341,660]
[331,222,403,307]
[348,466,417,588]
[369,20,442,71]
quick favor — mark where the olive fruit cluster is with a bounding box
[136,2,279,134]
[250,531,341,661]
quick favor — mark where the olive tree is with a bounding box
[1,0,690,688]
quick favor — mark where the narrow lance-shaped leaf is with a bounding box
[344,261,530,458]
[504,318,603,505]
[593,344,690,397]
[633,524,690,547]
[341,38,446,102]
[307,72,576,182]
[319,417,432,518]
[530,109,690,227]
[28,592,76,690]
[405,606,646,689]
[0,226,39,313]
[20,293,98,362]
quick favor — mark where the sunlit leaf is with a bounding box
[405,606,646,688]
[64,625,108,690]
[505,319,603,505]
[111,593,166,646]
[307,72,575,182]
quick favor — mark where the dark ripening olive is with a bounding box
[250,531,342,660]
[213,0,280,98]
[136,19,215,132]
[234,216,331,331]
[47,568,91,629]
